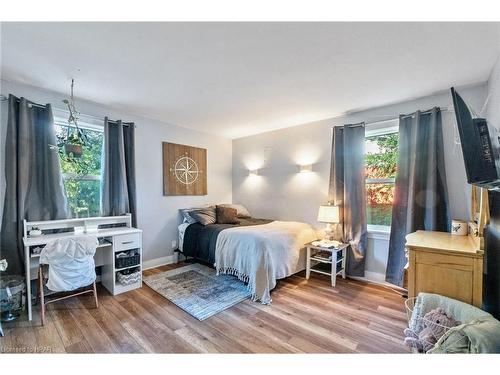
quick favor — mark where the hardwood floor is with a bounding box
[0,262,410,353]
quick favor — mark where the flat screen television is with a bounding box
[451,87,500,191]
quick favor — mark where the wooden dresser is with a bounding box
[406,230,483,308]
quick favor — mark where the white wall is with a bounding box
[0,76,493,280]
[232,83,487,282]
[487,55,500,131]
[0,80,232,266]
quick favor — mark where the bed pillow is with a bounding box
[218,204,251,218]
[216,206,240,224]
[179,208,198,224]
[189,207,217,225]
[179,205,215,224]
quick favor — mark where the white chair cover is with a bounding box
[39,235,98,292]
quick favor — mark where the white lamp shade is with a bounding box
[317,205,340,223]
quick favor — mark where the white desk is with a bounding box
[23,215,142,321]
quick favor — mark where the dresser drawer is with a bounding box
[415,262,473,305]
[114,233,141,251]
[415,251,473,271]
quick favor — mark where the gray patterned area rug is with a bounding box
[143,263,251,321]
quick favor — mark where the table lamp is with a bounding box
[317,205,340,241]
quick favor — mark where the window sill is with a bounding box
[367,225,391,240]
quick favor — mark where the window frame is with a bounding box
[54,114,104,217]
[365,120,399,234]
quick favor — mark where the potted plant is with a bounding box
[64,131,85,158]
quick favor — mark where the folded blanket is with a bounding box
[429,316,500,353]
[215,221,317,304]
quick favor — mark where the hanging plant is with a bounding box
[59,79,88,159]
[63,131,85,158]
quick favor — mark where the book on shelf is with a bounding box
[313,251,332,261]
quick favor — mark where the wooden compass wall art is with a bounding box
[162,142,207,196]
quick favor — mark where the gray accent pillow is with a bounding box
[179,205,215,224]
[218,204,251,218]
[189,207,217,225]
[179,208,198,224]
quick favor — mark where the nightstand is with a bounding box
[306,242,349,287]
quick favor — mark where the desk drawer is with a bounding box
[114,233,141,251]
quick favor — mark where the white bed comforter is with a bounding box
[215,221,317,304]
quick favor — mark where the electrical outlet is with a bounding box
[171,240,177,249]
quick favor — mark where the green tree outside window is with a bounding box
[365,132,399,227]
[55,123,103,217]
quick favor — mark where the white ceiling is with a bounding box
[2,22,500,138]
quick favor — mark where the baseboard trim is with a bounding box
[143,254,178,270]
[349,271,406,292]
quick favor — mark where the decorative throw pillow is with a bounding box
[218,204,251,218]
[216,206,240,224]
[179,208,198,224]
[179,205,215,224]
[189,207,217,225]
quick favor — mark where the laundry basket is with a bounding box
[404,293,500,353]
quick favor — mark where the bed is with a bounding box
[178,218,317,304]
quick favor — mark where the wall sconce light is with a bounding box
[299,164,313,173]
[249,169,259,176]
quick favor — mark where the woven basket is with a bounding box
[116,270,141,286]
[115,253,140,269]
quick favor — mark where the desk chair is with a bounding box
[38,235,99,325]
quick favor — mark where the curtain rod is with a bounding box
[105,118,134,126]
[334,124,365,130]
[1,94,134,127]
[332,106,452,128]
[0,94,48,109]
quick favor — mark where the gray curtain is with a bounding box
[329,124,368,276]
[101,117,137,226]
[386,108,450,286]
[0,95,69,274]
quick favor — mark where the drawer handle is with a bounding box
[122,241,134,245]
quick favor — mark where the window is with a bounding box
[54,117,104,218]
[365,121,399,231]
